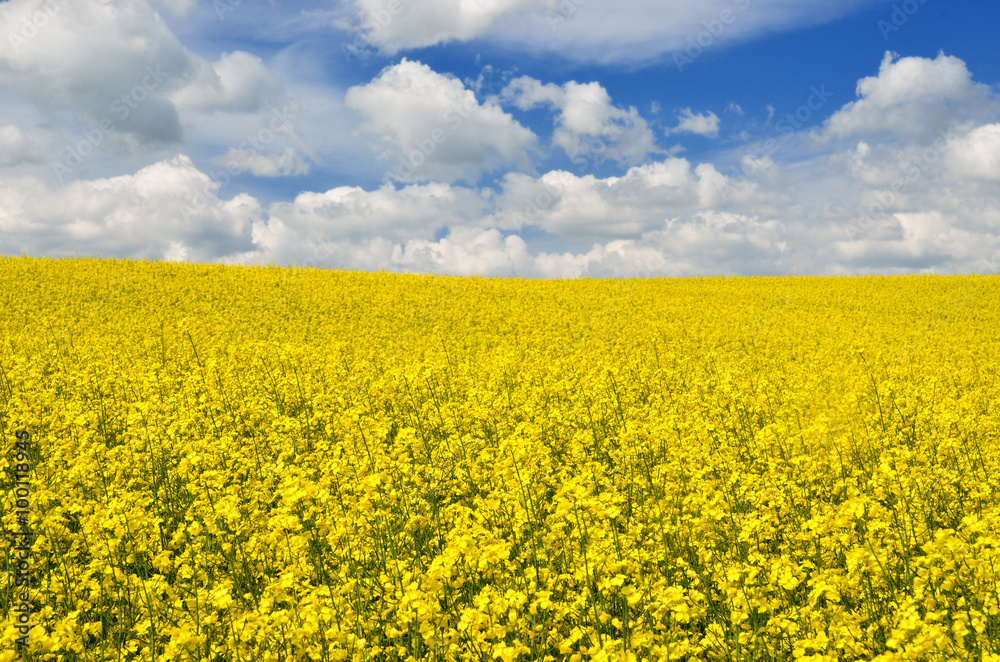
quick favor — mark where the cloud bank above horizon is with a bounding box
[1,0,999,276]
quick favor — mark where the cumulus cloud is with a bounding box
[945,124,1000,182]
[224,105,1000,276]
[822,113,1000,272]
[0,0,286,157]
[833,210,971,271]
[3,49,1000,278]
[822,51,996,143]
[534,211,791,277]
[666,109,721,138]
[390,227,530,276]
[353,0,547,53]
[0,155,260,260]
[502,77,658,166]
[493,158,709,237]
[345,59,537,184]
[2,138,999,276]
[350,0,885,64]
[260,181,491,247]
[190,98,323,183]
[171,51,283,114]
[0,0,196,147]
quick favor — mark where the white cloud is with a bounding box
[345,59,537,184]
[945,124,1000,182]
[171,51,283,114]
[3,49,1000,278]
[493,157,707,237]
[0,155,260,260]
[534,211,790,277]
[246,106,999,275]
[178,96,324,185]
[0,0,287,157]
[0,0,196,147]
[350,0,885,64]
[666,108,720,138]
[832,210,979,271]
[2,139,999,276]
[391,227,530,276]
[502,77,658,166]
[353,0,547,53]
[260,181,491,247]
[822,114,1000,271]
[243,183,500,277]
[822,51,996,143]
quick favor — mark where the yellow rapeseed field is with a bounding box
[1,256,999,661]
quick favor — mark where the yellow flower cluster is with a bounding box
[1,256,999,661]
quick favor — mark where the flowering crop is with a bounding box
[1,256,999,661]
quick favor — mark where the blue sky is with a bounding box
[1,0,998,276]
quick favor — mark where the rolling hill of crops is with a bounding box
[2,256,999,661]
